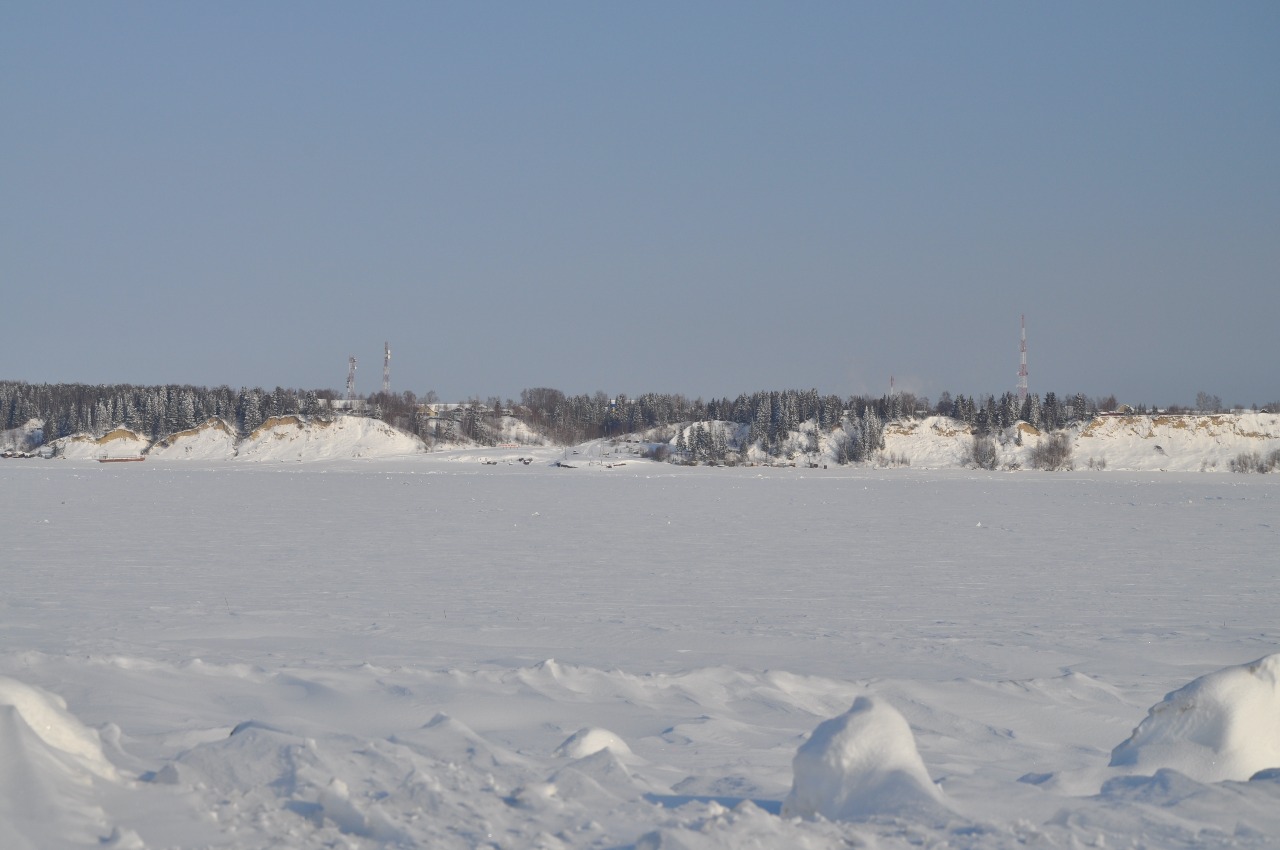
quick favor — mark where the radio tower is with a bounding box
[382,342,391,395]
[346,356,357,401]
[1017,314,1029,403]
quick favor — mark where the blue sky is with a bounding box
[3,2,1277,407]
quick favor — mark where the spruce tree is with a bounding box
[1072,392,1090,423]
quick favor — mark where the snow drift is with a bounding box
[1109,653,1280,782]
[0,677,118,781]
[782,696,948,821]
[557,727,634,759]
[0,677,122,849]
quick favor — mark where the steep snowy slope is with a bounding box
[879,413,1280,471]
[1075,412,1280,471]
[36,412,1280,471]
[147,419,238,460]
[53,428,150,460]
[233,415,426,461]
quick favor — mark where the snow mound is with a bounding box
[0,677,120,849]
[1109,653,1280,782]
[0,677,118,780]
[391,712,530,770]
[782,696,948,821]
[556,727,633,759]
[175,721,312,790]
[551,747,645,802]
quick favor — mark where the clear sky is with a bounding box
[3,2,1277,408]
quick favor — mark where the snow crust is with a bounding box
[783,696,948,821]
[1109,653,1280,782]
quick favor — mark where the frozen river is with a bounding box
[2,459,1278,848]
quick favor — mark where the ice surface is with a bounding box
[2,457,1278,847]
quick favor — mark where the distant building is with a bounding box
[321,399,369,414]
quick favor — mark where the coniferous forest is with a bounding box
[2,380,1273,461]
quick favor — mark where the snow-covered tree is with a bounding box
[1071,392,1091,423]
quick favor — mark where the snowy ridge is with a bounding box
[651,413,1280,472]
[147,418,238,460]
[54,427,151,460]
[875,413,1280,471]
[1075,412,1280,471]
[234,415,424,461]
[48,415,430,462]
[32,411,1280,470]
[45,414,545,462]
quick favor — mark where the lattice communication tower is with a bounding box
[382,342,391,395]
[1017,314,1029,403]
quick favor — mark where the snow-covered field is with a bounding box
[2,455,1278,848]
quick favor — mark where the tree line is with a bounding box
[1,381,336,442]
[3,380,1274,458]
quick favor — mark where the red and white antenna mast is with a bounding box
[1017,314,1029,403]
[382,341,391,395]
[346,356,357,401]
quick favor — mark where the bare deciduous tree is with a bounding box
[1029,433,1073,471]
[967,434,999,470]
